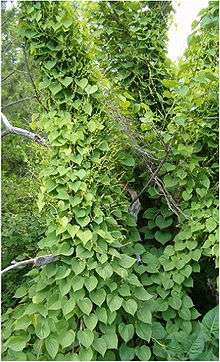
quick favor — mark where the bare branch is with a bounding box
[2,70,16,82]
[23,45,48,112]
[1,112,47,146]
[106,101,160,161]
[2,96,36,110]
[130,155,168,206]
[106,101,187,218]
[124,184,141,220]
[1,255,59,276]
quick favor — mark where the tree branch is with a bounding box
[106,101,187,218]
[1,112,47,146]
[2,96,36,110]
[23,45,48,112]
[2,70,16,82]
[1,255,59,276]
[130,153,168,206]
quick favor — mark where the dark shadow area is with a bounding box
[190,256,218,316]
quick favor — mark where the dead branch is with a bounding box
[2,96,36,110]
[106,101,160,161]
[2,70,16,82]
[23,45,48,112]
[130,155,168,206]
[124,184,141,220]
[1,255,59,276]
[1,112,47,146]
[106,100,186,218]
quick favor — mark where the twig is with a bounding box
[130,155,168,206]
[2,70,16,82]
[23,45,48,112]
[1,255,58,276]
[106,101,186,218]
[1,112,47,146]
[106,101,159,161]
[2,96,36,110]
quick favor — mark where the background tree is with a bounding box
[1,3,47,312]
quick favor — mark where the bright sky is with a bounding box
[6,0,209,63]
[167,0,209,62]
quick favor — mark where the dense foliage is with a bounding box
[2,1,219,361]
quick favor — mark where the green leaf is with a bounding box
[76,78,88,89]
[107,295,123,312]
[85,84,98,95]
[50,82,62,96]
[120,154,135,167]
[84,102,93,116]
[84,275,98,292]
[175,228,192,241]
[71,259,86,275]
[62,298,76,316]
[90,289,106,307]
[72,275,84,291]
[168,295,182,310]
[205,217,217,232]
[103,332,118,349]
[179,307,191,320]
[78,329,94,348]
[137,304,152,324]
[119,344,135,361]
[62,15,73,28]
[95,307,107,324]
[155,231,173,245]
[58,277,71,295]
[118,285,131,297]
[84,314,98,330]
[35,318,50,339]
[134,287,153,301]
[163,175,178,188]
[78,298,93,316]
[155,215,173,229]
[182,190,192,201]
[118,323,134,342]
[180,265,192,278]
[77,229,92,245]
[79,347,93,361]
[96,263,113,280]
[60,76,73,88]
[189,333,205,360]
[45,335,59,359]
[136,322,152,341]
[152,321,166,339]
[59,329,75,348]
[7,335,28,352]
[136,346,151,361]
[93,337,107,357]
[58,242,73,256]
[202,306,219,335]
[14,316,32,330]
[173,272,185,285]
[75,169,87,180]
[143,208,158,219]
[14,286,27,298]
[126,274,142,286]
[119,255,136,268]
[123,299,138,315]
[45,60,56,70]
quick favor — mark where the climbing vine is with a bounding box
[3,2,158,360]
[2,1,219,361]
